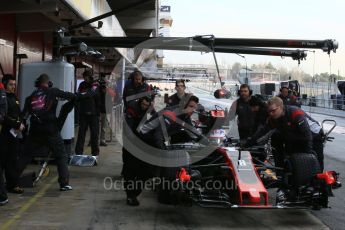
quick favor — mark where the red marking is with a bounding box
[210,110,225,118]
[126,107,136,117]
[162,110,177,122]
[316,171,336,185]
[106,88,116,97]
[0,83,4,89]
[291,110,305,121]
[178,168,191,182]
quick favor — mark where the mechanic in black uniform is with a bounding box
[19,74,76,191]
[278,86,300,107]
[228,84,256,141]
[123,70,152,108]
[249,96,324,170]
[0,80,8,205]
[0,75,25,195]
[248,95,268,134]
[139,95,200,204]
[75,68,101,157]
[122,96,156,206]
[140,95,200,151]
[166,79,191,107]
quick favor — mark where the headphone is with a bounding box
[34,74,53,88]
[237,84,253,96]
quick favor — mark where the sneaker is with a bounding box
[60,185,73,191]
[100,141,107,147]
[0,197,8,206]
[92,155,98,166]
[126,197,140,206]
[276,189,287,205]
[7,186,24,194]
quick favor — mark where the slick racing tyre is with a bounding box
[289,153,321,187]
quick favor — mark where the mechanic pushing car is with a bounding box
[122,70,152,108]
[248,96,325,171]
[140,95,200,150]
[122,96,156,206]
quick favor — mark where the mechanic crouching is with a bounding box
[249,96,324,171]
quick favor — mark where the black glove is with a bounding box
[244,137,256,148]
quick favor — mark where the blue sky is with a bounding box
[161,0,345,76]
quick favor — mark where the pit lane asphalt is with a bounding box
[0,141,329,230]
[0,88,343,229]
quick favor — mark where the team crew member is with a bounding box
[19,74,75,191]
[0,75,24,194]
[139,96,199,204]
[248,95,268,135]
[228,84,256,140]
[122,70,151,108]
[141,95,200,150]
[122,96,156,206]
[0,81,8,205]
[278,86,300,107]
[249,97,324,170]
[75,69,101,157]
[166,79,191,107]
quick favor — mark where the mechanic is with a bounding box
[122,96,156,206]
[75,68,101,158]
[19,74,75,191]
[278,86,300,107]
[122,70,152,108]
[0,80,8,206]
[249,96,324,170]
[248,95,268,136]
[166,79,192,107]
[140,95,200,150]
[0,75,25,195]
[139,95,200,205]
[228,84,256,141]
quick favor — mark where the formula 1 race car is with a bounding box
[158,109,341,209]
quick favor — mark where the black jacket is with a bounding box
[278,94,301,107]
[252,106,313,154]
[229,98,256,139]
[139,108,195,150]
[0,84,6,123]
[77,81,101,116]
[1,92,22,133]
[122,81,151,107]
[166,93,191,107]
[23,87,75,135]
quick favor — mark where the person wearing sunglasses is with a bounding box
[248,96,324,170]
